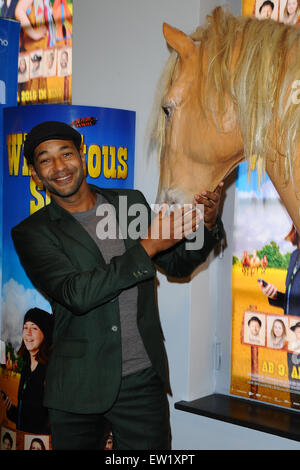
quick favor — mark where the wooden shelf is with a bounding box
[175,393,300,442]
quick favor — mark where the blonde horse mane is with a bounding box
[149,6,300,185]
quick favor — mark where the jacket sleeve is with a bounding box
[11,221,156,316]
[268,291,285,310]
[153,216,224,278]
[6,404,18,425]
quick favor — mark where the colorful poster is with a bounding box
[242,0,300,24]
[230,161,300,409]
[231,1,300,411]
[0,0,73,105]
[0,17,20,383]
[0,104,135,449]
[0,17,20,105]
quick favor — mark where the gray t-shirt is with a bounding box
[72,193,151,376]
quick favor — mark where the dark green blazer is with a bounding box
[11,184,223,414]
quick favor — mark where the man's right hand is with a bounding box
[140,203,202,258]
[1,394,12,411]
[258,280,278,300]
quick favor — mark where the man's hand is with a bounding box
[1,394,12,411]
[140,204,202,258]
[258,280,278,300]
[194,182,224,230]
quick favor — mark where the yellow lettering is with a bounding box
[117,147,128,179]
[291,366,300,379]
[7,133,23,176]
[21,89,37,103]
[48,88,63,99]
[38,88,47,100]
[87,144,101,178]
[30,178,51,214]
[262,361,274,374]
[103,146,117,179]
[278,364,286,377]
[82,143,130,180]
[22,155,30,176]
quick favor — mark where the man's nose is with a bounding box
[53,156,67,171]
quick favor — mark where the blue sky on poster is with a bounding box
[233,162,293,258]
[236,161,278,199]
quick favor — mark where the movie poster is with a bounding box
[0,17,20,384]
[230,160,300,409]
[0,0,73,105]
[0,104,135,449]
[242,0,300,24]
[230,1,300,411]
[0,17,20,105]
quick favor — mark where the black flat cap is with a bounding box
[291,322,300,332]
[23,121,82,165]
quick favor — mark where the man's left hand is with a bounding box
[193,182,224,230]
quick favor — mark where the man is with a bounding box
[2,431,13,450]
[258,1,274,19]
[12,121,224,450]
[0,0,18,19]
[259,224,300,408]
[290,321,300,353]
[247,316,262,345]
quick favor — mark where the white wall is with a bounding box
[72,0,300,449]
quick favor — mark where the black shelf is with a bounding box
[175,393,300,442]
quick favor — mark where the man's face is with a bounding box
[249,320,261,336]
[294,327,300,340]
[3,438,12,450]
[47,53,54,68]
[30,139,85,199]
[60,52,68,68]
[260,5,273,18]
[32,60,40,71]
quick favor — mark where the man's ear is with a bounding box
[29,164,42,185]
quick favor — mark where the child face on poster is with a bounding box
[248,318,261,336]
[260,1,274,18]
[23,321,44,357]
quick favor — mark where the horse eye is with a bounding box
[162,105,172,118]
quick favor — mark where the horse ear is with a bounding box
[163,23,196,60]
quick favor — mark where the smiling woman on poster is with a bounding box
[282,0,300,24]
[1,308,53,434]
[268,318,288,349]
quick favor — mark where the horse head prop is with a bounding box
[151,7,300,233]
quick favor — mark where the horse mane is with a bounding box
[149,6,300,184]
